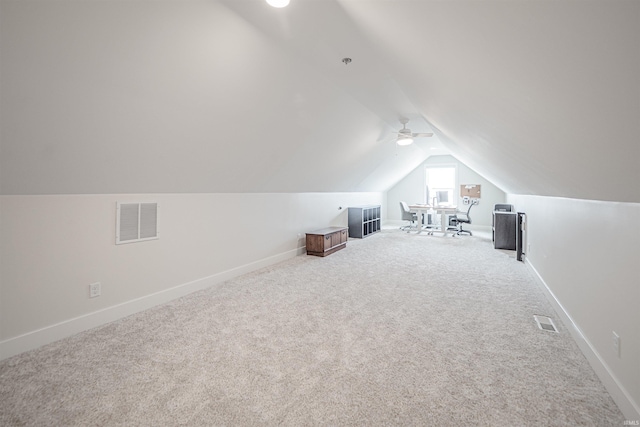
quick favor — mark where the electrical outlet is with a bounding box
[612,332,621,358]
[89,282,101,298]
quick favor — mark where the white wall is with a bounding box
[0,0,430,196]
[0,192,383,358]
[386,155,506,226]
[508,194,640,420]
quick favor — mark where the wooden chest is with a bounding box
[305,227,348,257]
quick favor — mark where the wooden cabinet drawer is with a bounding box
[324,233,335,250]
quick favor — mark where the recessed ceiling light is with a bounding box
[266,0,289,7]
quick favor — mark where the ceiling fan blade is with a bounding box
[411,132,433,138]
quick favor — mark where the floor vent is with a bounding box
[534,315,558,333]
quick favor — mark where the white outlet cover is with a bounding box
[89,282,101,298]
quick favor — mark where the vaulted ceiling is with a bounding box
[1,0,638,202]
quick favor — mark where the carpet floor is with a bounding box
[0,230,624,426]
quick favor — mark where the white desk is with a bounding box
[407,204,431,233]
[408,204,458,235]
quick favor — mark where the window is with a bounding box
[426,166,456,206]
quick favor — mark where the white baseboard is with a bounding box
[525,259,640,421]
[0,246,306,361]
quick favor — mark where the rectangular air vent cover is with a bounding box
[534,315,558,333]
[116,202,159,244]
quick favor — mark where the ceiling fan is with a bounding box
[394,119,433,146]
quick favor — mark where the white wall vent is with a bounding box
[116,202,159,245]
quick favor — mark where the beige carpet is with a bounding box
[0,230,623,426]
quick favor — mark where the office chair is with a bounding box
[451,203,473,236]
[399,201,417,232]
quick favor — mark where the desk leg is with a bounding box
[416,209,424,233]
[424,209,436,235]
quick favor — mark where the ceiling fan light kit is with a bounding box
[394,119,433,146]
[266,0,289,8]
[396,137,413,146]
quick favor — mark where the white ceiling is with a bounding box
[1,0,638,202]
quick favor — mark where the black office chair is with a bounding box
[451,204,473,236]
[399,201,417,232]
